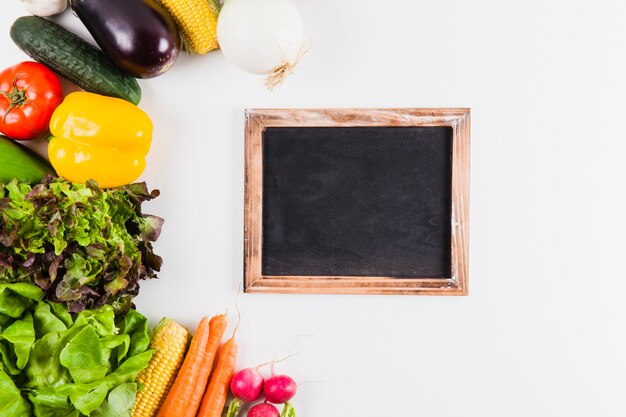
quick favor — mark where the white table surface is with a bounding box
[2,0,626,415]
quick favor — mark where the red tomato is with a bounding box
[0,61,64,141]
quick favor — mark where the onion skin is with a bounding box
[20,0,68,17]
[71,0,181,78]
[217,0,304,74]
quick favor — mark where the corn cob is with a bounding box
[157,0,220,54]
[132,318,190,417]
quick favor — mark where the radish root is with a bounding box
[254,348,303,373]
[268,334,311,374]
[296,379,325,385]
[232,284,242,337]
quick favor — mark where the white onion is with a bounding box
[217,0,305,89]
[19,0,68,17]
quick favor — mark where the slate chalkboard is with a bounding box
[262,126,453,278]
[244,108,470,295]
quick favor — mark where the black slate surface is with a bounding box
[262,126,453,278]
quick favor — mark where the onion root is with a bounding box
[265,43,309,91]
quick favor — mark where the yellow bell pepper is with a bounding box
[48,91,153,188]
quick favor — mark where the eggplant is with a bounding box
[71,0,181,78]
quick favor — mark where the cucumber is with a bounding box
[10,16,141,105]
[0,136,55,185]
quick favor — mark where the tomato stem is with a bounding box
[1,76,30,121]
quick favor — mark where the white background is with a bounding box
[2,0,626,415]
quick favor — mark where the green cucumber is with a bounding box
[0,135,55,185]
[10,16,141,104]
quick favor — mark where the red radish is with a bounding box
[227,345,302,417]
[247,403,280,417]
[231,368,265,402]
[263,375,297,404]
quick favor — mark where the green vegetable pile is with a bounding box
[0,283,153,417]
[0,175,163,313]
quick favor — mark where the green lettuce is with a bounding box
[0,368,31,417]
[0,176,163,313]
[0,283,153,417]
[91,383,138,417]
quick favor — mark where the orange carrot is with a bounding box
[196,337,238,417]
[157,317,210,417]
[182,314,228,417]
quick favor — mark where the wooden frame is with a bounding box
[244,108,470,295]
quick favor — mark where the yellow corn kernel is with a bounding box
[158,0,220,54]
[132,319,190,417]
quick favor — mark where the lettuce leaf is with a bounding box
[26,327,78,389]
[73,306,117,338]
[34,301,68,336]
[0,176,163,314]
[60,326,109,384]
[1,312,34,369]
[0,368,31,417]
[117,308,151,359]
[0,341,20,375]
[29,388,79,417]
[0,283,153,416]
[0,283,42,318]
[104,350,154,386]
[91,383,138,417]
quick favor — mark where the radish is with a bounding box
[225,367,265,417]
[231,367,265,402]
[263,374,297,404]
[227,345,302,417]
[247,403,280,417]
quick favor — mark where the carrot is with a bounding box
[182,314,228,417]
[196,336,238,417]
[156,317,210,417]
